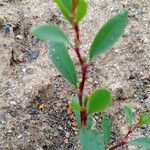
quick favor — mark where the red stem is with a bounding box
[108,124,138,150]
[109,141,127,150]
[74,24,83,66]
[72,0,88,128]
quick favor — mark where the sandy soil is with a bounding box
[0,0,149,149]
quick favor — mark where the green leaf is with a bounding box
[55,0,87,23]
[61,0,72,12]
[123,105,134,126]
[84,94,89,107]
[130,137,150,149]
[139,113,150,126]
[90,11,128,61]
[55,0,72,22]
[76,0,88,22]
[74,112,92,130]
[71,98,81,112]
[79,129,104,150]
[32,24,68,44]
[49,43,77,85]
[88,88,112,114]
[102,115,112,145]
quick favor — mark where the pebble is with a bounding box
[30,108,39,115]
[34,95,42,103]
[0,112,6,128]
[129,75,135,80]
[9,109,17,117]
[16,35,24,40]
[4,24,13,34]
[0,3,4,6]
[144,98,150,108]
[9,101,17,106]
[18,134,23,139]
[120,126,128,135]
[27,49,39,59]
[88,77,93,83]
[31,37,39,46]
[65,132,70,138]
[64,138,68,144]
[58,126,63,130]
[22,68,26,73]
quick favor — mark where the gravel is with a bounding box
[0,0,149,149]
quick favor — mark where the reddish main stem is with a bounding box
[74,24,83,66]
[73,18,86,106]
[74,23,88,127]
[108,124,138,150]
[72,0,88,128]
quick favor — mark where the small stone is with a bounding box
[64,138,68,144]
[0,3,4,6]
[16,35,24,40]
[140,126,146,129]
[22,122,28,130]
[114,49,119,53]
[4,24,13,34]
[35,95,42,103]
[27,49,39,59]
[129,75,135,80]
[65,132,70,138]
[22,68,26,73]
[9,109,17,117]
[30,108,39,115]
[88,77,93,83]
[144,98,150,108]
[9,101,17,106]
[18,134,23,139]
[143,95,148,100]
[120,126,128,135]
[0,112,6,128]
[31,37,39,46]
[58,126,63,130]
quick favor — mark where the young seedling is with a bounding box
[32,1,150,149]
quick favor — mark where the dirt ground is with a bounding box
[0,0,149,150]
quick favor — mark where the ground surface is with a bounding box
[0,0,149,150]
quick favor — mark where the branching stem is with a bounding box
[108,123,139,150]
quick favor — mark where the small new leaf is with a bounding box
[55,0,87,23]
[123,105,134,126]
[130,137,150,149]
[102,115,112,145]
[76,0,88,22]
[88,88,112,114]
[32,24,68,44]
[55,0,72,22]
[139,113,150,126]
[90,11,128,61]
[79,129,104,150]
[49,43,77,86]
[71,98,81,112]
